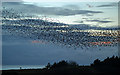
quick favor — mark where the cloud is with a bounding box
[87,20,113,23]
[97,3,118,7]
[3,2,103,16]
[73,21,84,23]
[50,9,103,16]
[63,4,80,10]
[2,0,23,2]
[85,14,93,16]
[82,18,88,20]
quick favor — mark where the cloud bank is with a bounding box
[87,20,113,23]
[97,3,118,7]
[3,2,103,16]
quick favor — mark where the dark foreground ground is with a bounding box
[2,56,120,75]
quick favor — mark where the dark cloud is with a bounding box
[82,18,88,20]
[70,24,118,30]
[51,9,103,16]
[3,2,103,16]
[73,21,84,23]
[87,20,113,23]
[97,3,118,7]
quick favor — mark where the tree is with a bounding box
[46,63,51,69]
[69,61,79,67]
[93,59,101,66]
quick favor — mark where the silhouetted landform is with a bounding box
[2,56,120,75]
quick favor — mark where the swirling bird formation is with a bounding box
[2,7,119,49]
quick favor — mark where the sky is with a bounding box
[1,0,120,2]
[1,0,119,66]
[2,1,118,28]
[2,34,118,65]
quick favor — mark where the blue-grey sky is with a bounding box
[2,34,118,65]
[2,1,119,65]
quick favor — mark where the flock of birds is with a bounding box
[2,7,119,49]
